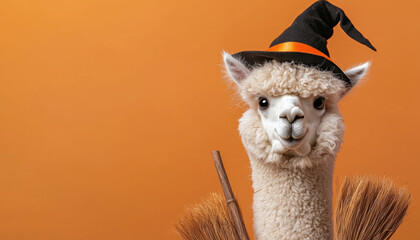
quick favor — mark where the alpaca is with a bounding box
[223,52,370,240]
[175,2,410,239]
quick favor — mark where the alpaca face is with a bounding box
[223,52,370,160]
[257,94,325,156]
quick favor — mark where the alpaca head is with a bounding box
[223,52,370,167]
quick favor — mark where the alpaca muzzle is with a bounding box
[276,118,306,141]
[273,124,307,151]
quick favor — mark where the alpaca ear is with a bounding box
[223,51,250,85]
[341,62,371,97]
[344,61,371,88]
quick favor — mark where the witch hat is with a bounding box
[233,0,376,85]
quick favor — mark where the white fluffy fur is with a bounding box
[223,52,370,240]
[239,61,347,105]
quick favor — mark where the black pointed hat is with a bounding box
[232,0,376,86]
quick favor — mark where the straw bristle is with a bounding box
[334,176,411,240]
[174,193,240,240]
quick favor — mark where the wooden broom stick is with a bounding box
[212,150,250,240]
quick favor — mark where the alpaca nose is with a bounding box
[280,106,304,123]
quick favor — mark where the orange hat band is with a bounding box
[266,42,332,62]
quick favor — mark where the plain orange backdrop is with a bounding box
[0,0,419,239]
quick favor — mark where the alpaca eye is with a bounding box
[313,97,325,110]
[258,97,269,110]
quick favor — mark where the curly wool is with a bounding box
[239,61,347,107]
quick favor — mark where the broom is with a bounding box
[174,192,240,240]
[174,151,249,240]
[334,176,411,240]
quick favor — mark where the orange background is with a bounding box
[0,0,419,239]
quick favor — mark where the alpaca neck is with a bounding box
[250,156,335,240]
[238,109,344,240]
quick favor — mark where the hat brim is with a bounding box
[232,51,351,86]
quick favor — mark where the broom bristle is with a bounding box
[174,193,240,240]
[334,176,411,240]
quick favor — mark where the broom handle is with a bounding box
[212,150,250,240]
